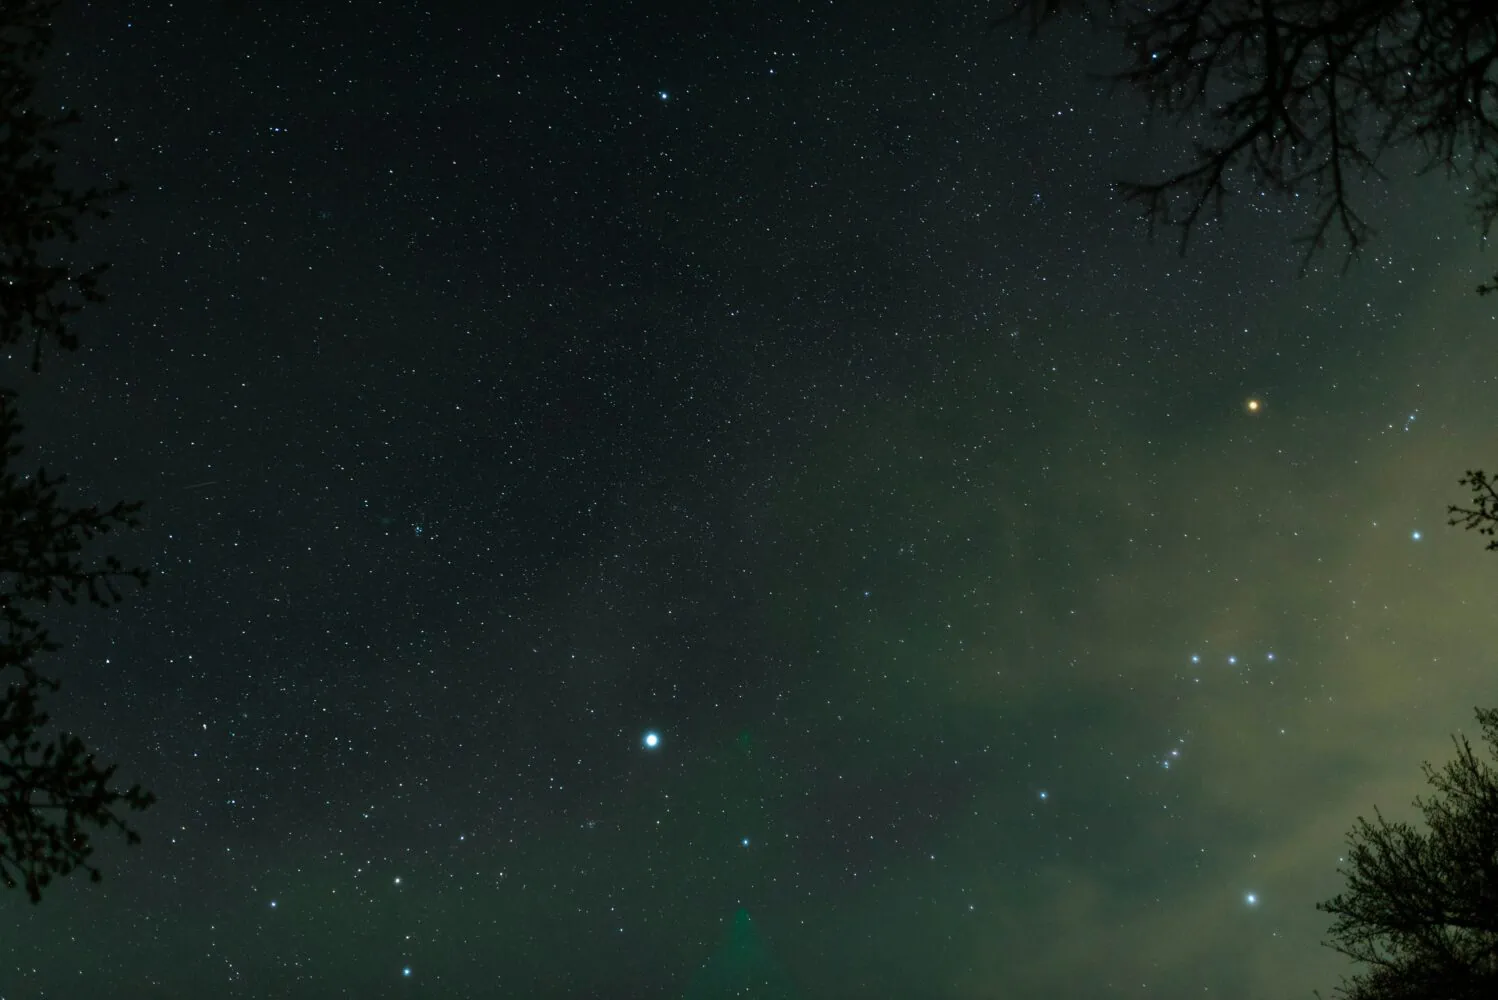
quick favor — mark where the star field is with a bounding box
[5,1,1497,998]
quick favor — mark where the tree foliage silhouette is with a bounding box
[0,0,153,903]
[1001,0,1498,289]
[1315,708,1498,1000]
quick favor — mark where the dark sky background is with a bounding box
[5,0,1497,997]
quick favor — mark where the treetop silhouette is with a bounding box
[1316,707,1498,1000]
[0,0,153,903]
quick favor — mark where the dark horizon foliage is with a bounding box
[0,0,153,903]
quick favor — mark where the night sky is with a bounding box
[7,1,1498,997]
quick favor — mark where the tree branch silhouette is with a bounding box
[0,0,153,903]
[1314,708,1498,999]
[1000,1,1498,284]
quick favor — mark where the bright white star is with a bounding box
[643,731,660,749]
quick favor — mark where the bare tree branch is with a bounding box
[1005,0,1498,278]
[1448,468,1498,549]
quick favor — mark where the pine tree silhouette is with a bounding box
[0,0,153,903]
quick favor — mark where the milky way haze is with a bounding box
[7,2,1496,997]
